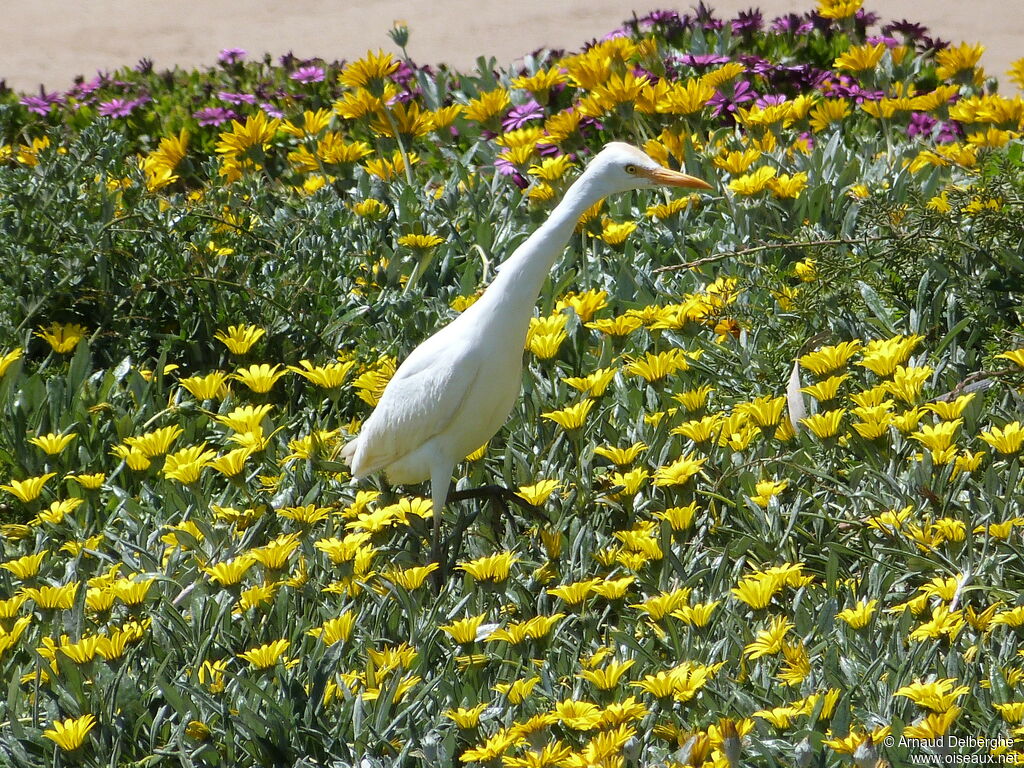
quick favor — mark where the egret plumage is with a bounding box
[341,141,711,563]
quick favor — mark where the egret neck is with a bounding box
[469,169,607,342]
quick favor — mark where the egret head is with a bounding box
[588,141,712,195]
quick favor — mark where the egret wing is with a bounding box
[348,335,479,477]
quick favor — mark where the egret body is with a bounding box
[341,142,711,557]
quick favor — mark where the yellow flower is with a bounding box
[162,444,217,484]
[728,165,776,195]
[444,702,488,729]
[587,314,644,337]
[979,421,1024,455]
[232,363,288,393]
[214,324,265,354]
[208,447,251,477]
[339,49,399,91]
[541,399,594,430]
[673,385,714,411]
[24,582,79,610]
[910,420,961,453]
[239,638,290,669]
[1,550,46,579]
[352,198,389,218]
[713,148,761,175]
[1,472,56,503]
[37,322,88,353]
[652,453,706,487]
[397,233,444,249]
[744,616,793,659]
[458,551,518,582]
[563,367,617,397]
[516,479,560,505]
[837,599,877,629]
[923,393,974,421]
[800,408,845,438]
[463,88,511,124]
[439,613,488,644]
[43,714,96,752]
[27,432,76,455]
[289,359,356,388]
[809,99,851,132]
[308,613,356,646]
[599,219,638,246]
[124,424,183,457]
[800,341,862,376]
[884,365,933,403]
[834,43,887,72]
[203,555,255,586]
[0,347,23,377]
[817,0,863,20]
[859,334,922,376]
[801,374,847,402]
[179,371,230,400]
[731,574,782,609]
[215,112,281,157]
[895,679,970,712]
[593,443,647,466]
[769,172,809,199]
[739,395,787,428]
[624,349,688,382]
[936,42,985,81]
[751,479,789,507]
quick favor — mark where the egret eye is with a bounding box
[625,164,638,174]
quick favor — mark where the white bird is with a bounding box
[341,141,711,561]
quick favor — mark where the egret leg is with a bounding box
[429,463,456,583]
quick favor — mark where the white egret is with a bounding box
[341,141,711,562]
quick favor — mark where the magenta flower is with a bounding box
[193,106,238,126]
[731,9,763,35]
[260,103,284,118]
[290,66,325,84]
[97,96,148,118]
[218,91,256,105]
[771,13,814,35]
[20,93,62,115]
[218,48,247,65]
[502,100,544,131]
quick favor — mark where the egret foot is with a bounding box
[438,484,546,576]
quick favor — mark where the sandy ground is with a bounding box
[1,1,1021,93]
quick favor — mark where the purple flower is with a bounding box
[919,36,950,54]
[20,91,62,115]
[907,112,937,138]
[260,103,284,118]
[866,36,900,48]
[755,93,788,108]
[692,1,723,30]
[502,100,545,131]
[494,156,529,189]
[771,13,813,35]
[218,48,247,65]
[708,80,756,120]
[97,96,148,118]
[937,121,961,143]
[731,9,763,35]
[218,91,256,105]
[676,53,732,69]
[290,65,325,84]
[193,106,238,126]
[882,19,928,42]
[738,55,773,77]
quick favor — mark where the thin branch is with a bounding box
[653,235,894,273]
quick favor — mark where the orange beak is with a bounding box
[639,166,713,190]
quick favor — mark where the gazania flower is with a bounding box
[28,432,76,455]
[239,638,290,669]
[1,472,56,502]
[232,364,288,393]
[43,714,96,751]
[979,421,1024,455]
[458,551,518,582]
[541,399,595,430]
[37,322,87,353]
[0,347,22,377]
[214,324,265,354]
